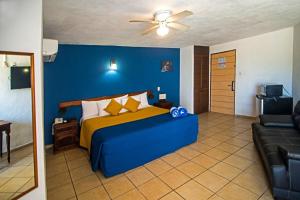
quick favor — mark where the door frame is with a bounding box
[210,49,236,115]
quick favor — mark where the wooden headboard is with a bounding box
[59,90,154,110]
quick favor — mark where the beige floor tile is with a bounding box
[190,142,213,153]
[259,189,273,200]
[17,177,35,193]
[70,164,94,181]
[115,189,146,200]
[46,154,66,167]
[195,170,229,192]
[210,162,241,180]
[77,186,110,200]
[216,143,240,154]
[176,180,213,200]
[176,161,206,178]
[210,135,231,142]
[67,156,90,170]
[234,148,259,161]
[138,178,171,200]
[177,146,201,159]
[0,177,10,187]
[104,176,134,199]
[47,183,76,200]
[73,174,101,195]
[223,155,253,170]
[46,162,68,178]
[233,171,268,196]
[244,163,266,178]
[244,142,256,151]
[64,148,87,161]
[0,177,30,192]
[203,138,222,147]
[160,191,184,200]
[159,168,190,189]
[0,192,13,200]
[209,194,225,200]
[14,166,34,178]
[225,138,249,148]
[144,159,172,176]
[12,156,33,167]
[192,154,219,169]
[217,182,258,200]
[96,171,124,184]
[126,166,154,186]
[0,166,26,178]
[46,171,71,191]
[162,153,188,167]
[205,148,230,161]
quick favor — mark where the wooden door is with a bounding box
[210,50,236,115]
[194,46,209,114]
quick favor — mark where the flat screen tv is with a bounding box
[10,66,31,89]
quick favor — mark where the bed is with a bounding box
[59,91,198,177]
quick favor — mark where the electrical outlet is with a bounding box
[157,86,160,92]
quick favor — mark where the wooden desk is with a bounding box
[0,121,11,163]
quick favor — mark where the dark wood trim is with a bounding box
[0,51,39,199]
[209,49,236,114]
[59,90,154,110]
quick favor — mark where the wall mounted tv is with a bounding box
[10,66,31,89]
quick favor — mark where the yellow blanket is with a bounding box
[80,106,169,151]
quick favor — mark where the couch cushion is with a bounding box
[260,115,294,128]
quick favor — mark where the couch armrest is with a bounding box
[278,145,300,161]
[278,145,300,192]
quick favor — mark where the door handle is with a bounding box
[227,81,235,91]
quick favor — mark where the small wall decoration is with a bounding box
[217,57,226,68]
[161,61,173,72]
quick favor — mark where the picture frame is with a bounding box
[161,60,173,72]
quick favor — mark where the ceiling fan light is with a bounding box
[156,25,169,37]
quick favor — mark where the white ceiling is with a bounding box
[43,0,300,48]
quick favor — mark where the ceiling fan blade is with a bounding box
[129,19,157,24]
[166,10,193,22]
[142,25,159,35]
[168,22,189,31]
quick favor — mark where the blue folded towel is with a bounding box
[178,106,188,117]
[170,106,188,118]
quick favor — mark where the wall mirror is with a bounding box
[0,51,37,199]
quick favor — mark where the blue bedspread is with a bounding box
[90,113,198,177]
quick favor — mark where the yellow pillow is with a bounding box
[104,99,123,116]
[124,97,141,112]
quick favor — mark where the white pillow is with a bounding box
[82,101,98,120]
[130,92,149,109]
[97,94,128,117]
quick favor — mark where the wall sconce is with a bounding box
[110,59,117,70]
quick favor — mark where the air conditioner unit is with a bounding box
[43,39,58,62]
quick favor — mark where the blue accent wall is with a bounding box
[44,44,180,144]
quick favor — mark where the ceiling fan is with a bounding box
[129,10,193,37]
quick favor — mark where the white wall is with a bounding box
[210,27,294,116]
[293,23,300,104]
[180,46,194,113]
[0,55,33,152]
[0,0,46,199]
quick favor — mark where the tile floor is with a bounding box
[0,145,35,199]
[46,112,274,200]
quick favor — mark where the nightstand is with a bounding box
[53,120,78,153]
[153,100,173,109]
